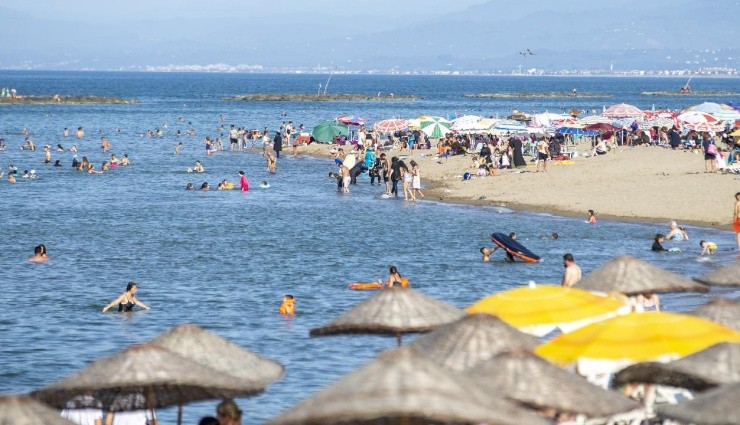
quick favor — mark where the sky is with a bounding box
[0,0,737,71]
[1,0,486,22]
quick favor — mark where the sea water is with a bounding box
[0,72,738,424]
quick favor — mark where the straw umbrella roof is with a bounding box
[692,299,740,331]
[695,262,740,287]
[656,382,740,425]
[0,395,77,425]
[267,348,550,425]
[614,342,740,391]
[407,313,538,371]
[31,343,267,411]
[464,351,637,417]
[150,324,284,385]
[575,255,709,295]
[309,287,464,340]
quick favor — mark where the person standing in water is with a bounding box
[561,253,582,288]
[587,210,597,224]
[239,171,249,192]
[102,282,150,312]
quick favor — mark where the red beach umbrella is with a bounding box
[603,103,644,118]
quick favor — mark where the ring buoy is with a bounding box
[348,278,409,291]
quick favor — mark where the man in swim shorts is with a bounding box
[734,192,740,251]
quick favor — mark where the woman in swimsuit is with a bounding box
[102,282,150,312]
[384,266,404,287]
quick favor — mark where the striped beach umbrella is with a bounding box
[419,116,451,138]
[372,119,408,133]
[603,103,644,118]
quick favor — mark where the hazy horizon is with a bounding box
[1,0,738,72]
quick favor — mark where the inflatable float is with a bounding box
[348,278,409,291]
[490,232,540,263]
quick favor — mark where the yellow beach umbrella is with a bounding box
[466,283,629,337]
[535,312,740,375]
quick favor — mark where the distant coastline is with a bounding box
[465,92,611,99]
[224,93,416,101]
[0,95,137,105]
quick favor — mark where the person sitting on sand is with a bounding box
[665,221,688,241]
[279,295,295,315]
[591,138,608,156]
[699,240,717,256]
[102,281,149,313]
[28,245,49,262]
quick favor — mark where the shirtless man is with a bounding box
[562,253,582,288]
[734,192,740,251]
[28,245,49,263]
[480,247,492,262]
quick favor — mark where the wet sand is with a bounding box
[297,142,739,229]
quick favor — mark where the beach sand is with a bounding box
[298,142,739,228]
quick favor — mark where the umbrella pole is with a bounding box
[396,332,402,347]
[177,403,183,425]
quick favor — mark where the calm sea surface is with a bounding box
[0,72,738,424]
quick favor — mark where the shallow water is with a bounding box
[0,72,738,424]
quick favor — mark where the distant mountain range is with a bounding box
[1,0,738,71]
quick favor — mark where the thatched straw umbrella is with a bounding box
[464,351,637,418]
[407,313,538,371]
[576,255,709,295]
[149,324,284,424]
[614,342,740,391]
[150,324,284,384]
[267,348,550,425]
[31,344,267,424]
[695,262,740,287]
[310,287,464,346]
[0,395,77,425]
[656,382,740,425]
[692,299,740,331]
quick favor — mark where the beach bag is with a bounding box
[707,143,718,156]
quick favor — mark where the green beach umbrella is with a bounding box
[419,116,451,139]
[311,121,349,143]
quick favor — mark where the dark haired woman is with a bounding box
[102,282,150,312]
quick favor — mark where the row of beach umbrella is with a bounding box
[4,258,738,425]
[310,101,740,142]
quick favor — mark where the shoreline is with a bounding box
[296,143,737,230]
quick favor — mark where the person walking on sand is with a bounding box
[536,138,549,172]
[734,192,740,251]
[561,253,582,288]
[238,171,249,192]
[410,160,424,200]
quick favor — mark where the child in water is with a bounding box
[279,295,295,315]
[699,240,717,256]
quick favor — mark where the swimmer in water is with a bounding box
[666,221,688,241]
[193,160,204,173]
[70,144,77,153]
[8,173,16,183]
[587,209,596,224]
[279,295,295,315]
[186,183,195,190]
[699,240,717,256]
[490,232,517,262]
[480,247,492,262]
[53,160,62,167]
[175,142,183,155]
[200,182,209,191]
[28,245,49,262]
[102,281,150,312]
[120,154,130,166]
[238,171,249,192]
